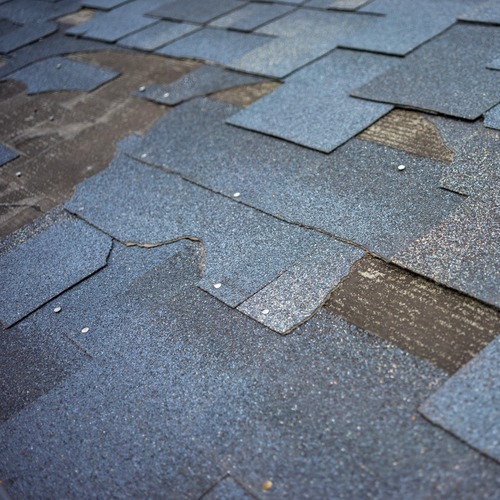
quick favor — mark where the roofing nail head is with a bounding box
[262,309,270,315]
[141,153,147,159]
[163,92,169,98]
[53,306,62,313]
[214,283,222,289]
[398,165,406,171]
[81,327,90,333]
[56,63,62,69]
[15,172,22,177]
[233,192,241,198]
[139,86,146,92]
[49,115,54,121]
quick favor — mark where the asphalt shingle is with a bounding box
[0,144,19,167]
[0,22,57,54]
[352,23,500,120]
[227,49,395,153]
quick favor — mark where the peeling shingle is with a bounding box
[227,49,395,153]
[238,239,364,334]
[135,65,268,105]
[420,337,500,464]
[5,56,119,94]
[352,23,500,120]
[126,98,463,258]
[66,152,332,308]
[0,218,112,326]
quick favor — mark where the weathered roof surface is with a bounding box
[0,0,499,496]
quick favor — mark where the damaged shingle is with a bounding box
[0,218,112,326]
[0,144,19,167]
[65,152,333,309]
[5,56,119,94]
[135,65,268,105]
[227,49,396,153]
[126,98,463,259]
[352,23,500,120]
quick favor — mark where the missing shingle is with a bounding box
[325,255,500,373]
[58,9,97,26]
[210,80,280,107]
[358,109,454,164]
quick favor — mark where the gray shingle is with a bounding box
[135,65,267,105]
[0,22,57,54]
[352,23,500,120]
[126,98,463,259]
[118,20,199,51]
[210,2,295,32]
[0,144,19,167]
[65,152,332,308]
[156,27,271,66]
[82,0,131,9]
[485,103,500,130]
[227,49,395,153]
[228,8,378,77]
[6,56,119,94]
[420,337,500,464]
[0,0,80,24]
[0,218,112,327]
[305,0,372,10]
[459,0,500,25]
[147,0,243,24]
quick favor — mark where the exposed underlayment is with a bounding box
[358,109,455,164]
[326,256,500,373]
[420,337,500,463]
[1,1,500,497]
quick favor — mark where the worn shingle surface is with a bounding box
[228,49,395,152]
[0,22,57,54]
[6,56,119,94]
[2,242,500,498]
[420,337,500,463]
[0,218,112,326]
[127,98,463,258]
[352,23,500,119]
[136,65,267,105]
[0,144,18,167]
[65,152,333,309]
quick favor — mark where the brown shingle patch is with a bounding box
[325,255,500,373]
[358,109,454,164]
[211,81,280,108]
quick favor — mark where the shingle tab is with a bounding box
[0,144,19,167]
[0,218,112,326]
[420,338,500,464]
[352,23,500,120]
[66,152,332,308]
[118,21,199,51]
[227,49,395,153]
[6,56,119,94]
[459,0,500,25]
[0,22,57,54]
[136,65,267,105]
[126,98,463,259]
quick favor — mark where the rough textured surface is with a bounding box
[420,337,500,463]
[118,21,199,51]
[126,98,463,259]
[393,197,500,309]
[2,246,500,498]
[210,2,295,31]
[353,24,500,120]
[485,103,500,131]
[228,8,377,77]
[358,109,455,164]
[147,0,243,24]
[489,58,500,70]
[326,256,500,373]
[0,218,112,326]
[5,56,119,94]
[0,0,80,23]
[306,0,371,10]
[0,22,57,54]
[136,65,267,105]
[238,239,364,334]
[228,49,395,153]
[342,0,480,56]
[210,80,280,107]
[156,27,271,67]
[66,152,332,308]
[66,0,166,42]
[201,476,255,499]
[459,0,500,25]
[0,144,18,167]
